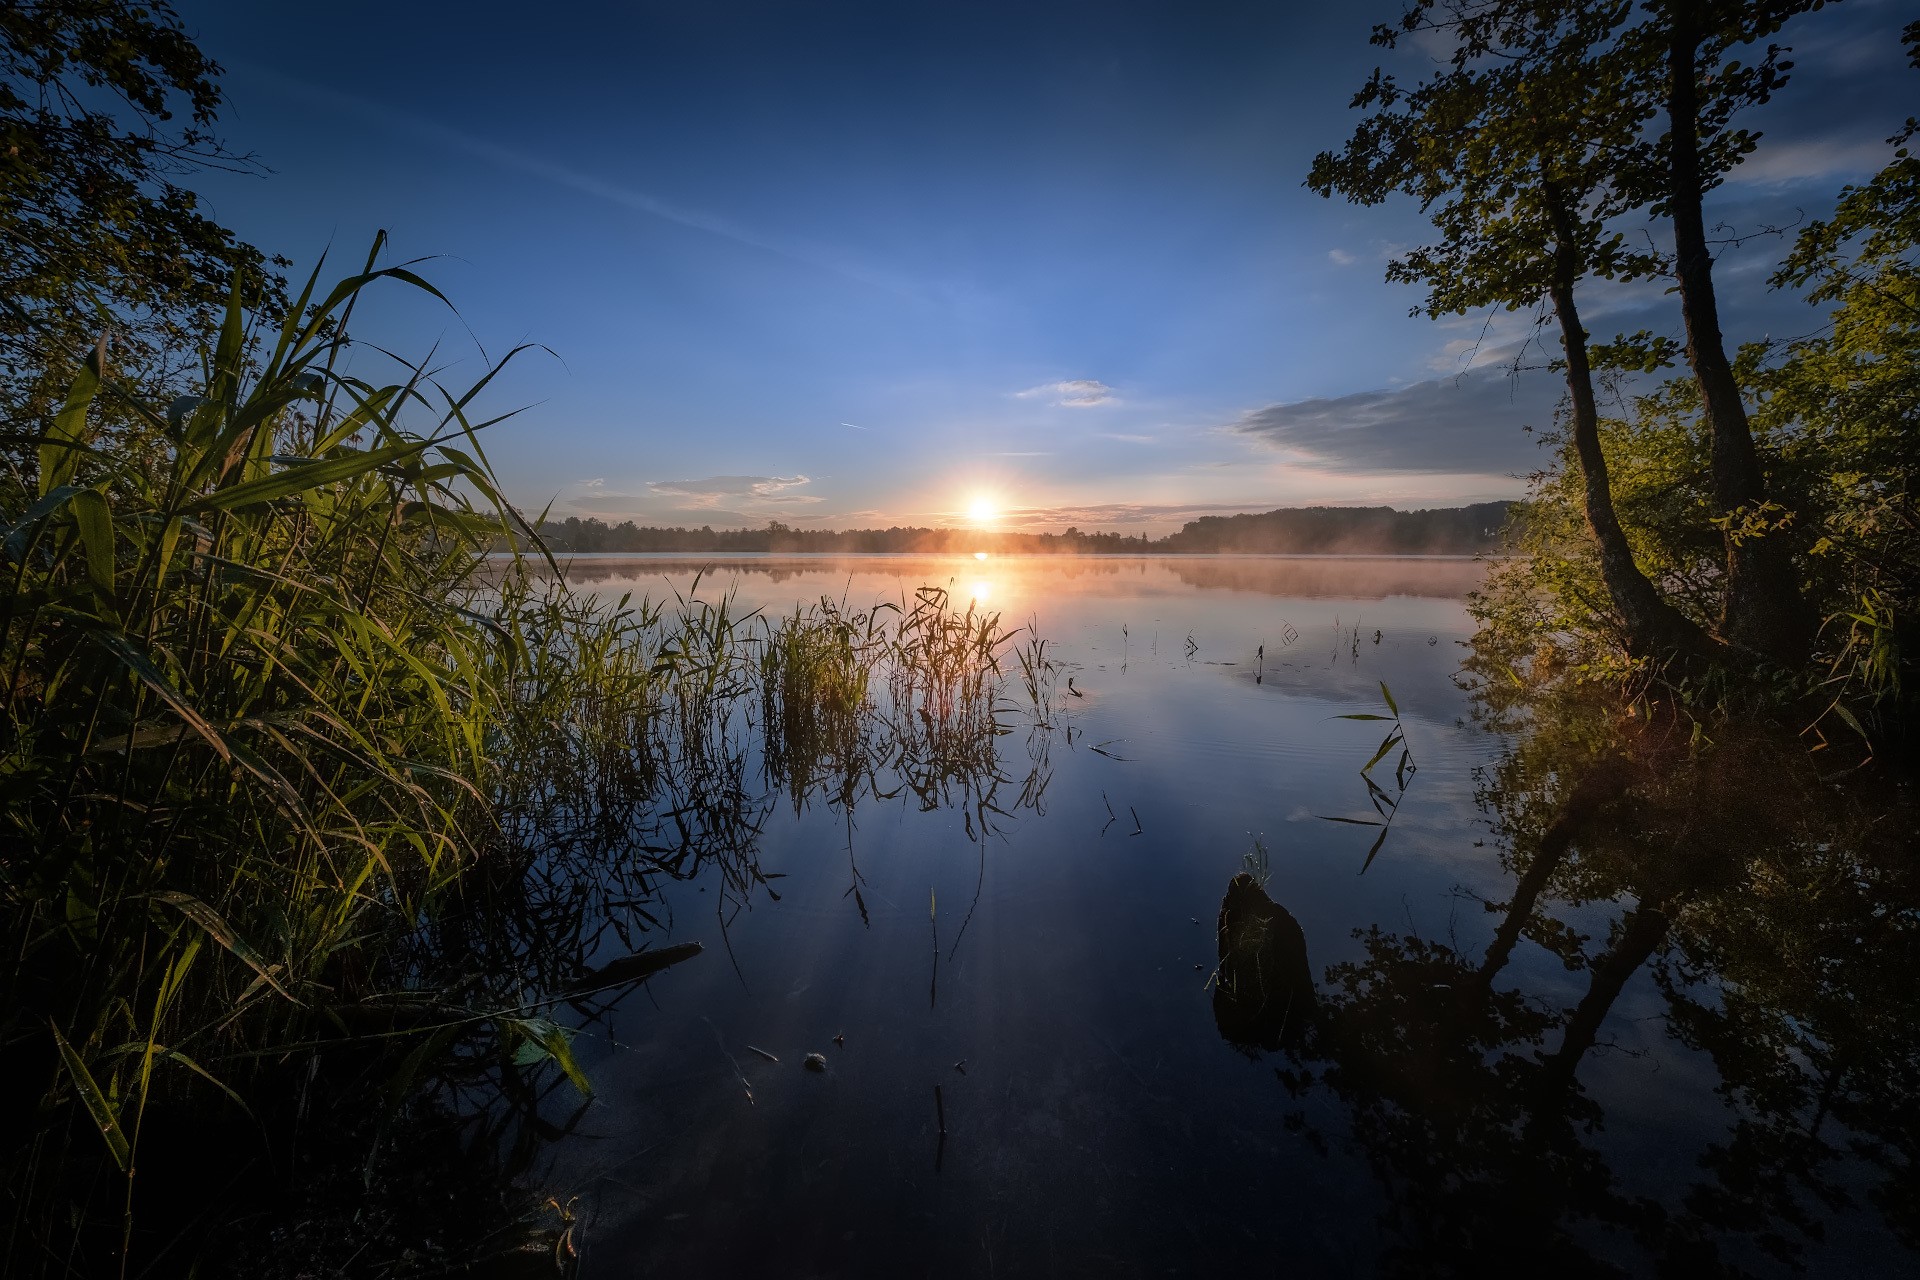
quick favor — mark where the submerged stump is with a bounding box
[1213,872,1315,1054]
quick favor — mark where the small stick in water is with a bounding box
[934,1083,947,1135]
[746,1045,779,1063]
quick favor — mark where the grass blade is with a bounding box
[154,892,297,1003]
[50,1023,129,1172]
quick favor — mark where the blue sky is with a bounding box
[184,0,1914,534]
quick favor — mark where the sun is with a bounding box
[966,494,998,525]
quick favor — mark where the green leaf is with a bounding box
[65,884,97,938]
[1361,727,1404,775]
[70,489,116,616]
[3,484,83,562]
[209,271,247,406]
[50,1022,129,1172]
[88,631,228,761]
[1359,826,1391,875]
[1379,681,1399,717]
[185,442,425,513]
[154,891,297,1003]
[1333,713,1394,721]
[42,338,102,497]
[84,719,191,755]
[152,1047,254,1121]
[506,1017,592,1096]
[1364,773,1397,817]
[1831,701,1870,745]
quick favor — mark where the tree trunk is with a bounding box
[1663,15,1811,665]
[1477,760,1629,988]
[1544,186,1712,664]
[1533,900,1672,1105]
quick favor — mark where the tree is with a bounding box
[1616,0,1827,664]
[1309,2,1714,663]
[0,0,280,428]
[1324,0,1863,671]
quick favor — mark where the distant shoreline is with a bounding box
[502,550,1495,561]
[517,502,1516,558]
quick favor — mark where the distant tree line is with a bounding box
[532,504,1514,555]
[1159,502,1512,553]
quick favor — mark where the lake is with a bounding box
[513,554,1915,1278]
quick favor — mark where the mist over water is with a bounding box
[545,552,1490,603]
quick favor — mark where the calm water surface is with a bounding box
[521,555,1914,1278]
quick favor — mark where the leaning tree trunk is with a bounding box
[1663,18,1811,665]
[1544,186,1713,664]
[1531,898,1674,1110]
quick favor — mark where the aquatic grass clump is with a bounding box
[490,576,668,858]
[888,585,1008,722]
[753,583,1032,818]
[759,595,884,801]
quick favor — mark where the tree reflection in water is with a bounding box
[1217,691,1918,1275]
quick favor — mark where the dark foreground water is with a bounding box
[521,555,1916,1279]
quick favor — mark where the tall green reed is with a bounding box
[2,241,1053,1274]
[2,239,548,1268]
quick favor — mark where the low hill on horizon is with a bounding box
[534,501,1515,555]
[1159,501,1514,554]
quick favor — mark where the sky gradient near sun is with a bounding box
[183,0,1915,534]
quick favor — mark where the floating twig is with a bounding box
[746,1045,779,1063]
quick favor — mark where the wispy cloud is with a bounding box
[647,475,821,507]
[1231,369,1561,475]
[1327,248,1356,266]
[987,502,1275,528]
[1015,379,1119,407]
[1727,136,1898,188]
[238,65,918,297]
